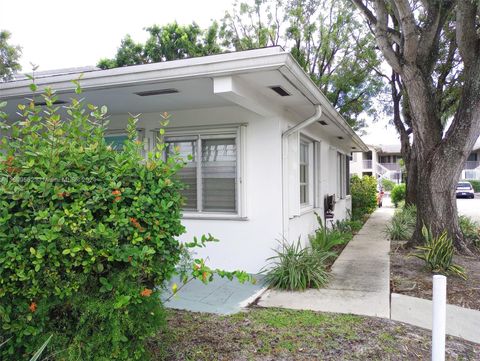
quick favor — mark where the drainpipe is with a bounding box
[281,105,323,240]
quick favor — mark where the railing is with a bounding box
[379,162,401,171]
[464,161,480,170]
[362,160,372,169]
[463,169,480,180]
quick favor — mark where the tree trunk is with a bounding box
[405,58,480,253]
[408,157,465,250]
[404,156,417,206]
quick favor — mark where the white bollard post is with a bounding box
[432,275,447,361]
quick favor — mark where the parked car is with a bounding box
[456,181,475,199]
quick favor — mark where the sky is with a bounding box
[0,0,399,144]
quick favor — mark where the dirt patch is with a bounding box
[149,308,479,360]
[390,241,480,310]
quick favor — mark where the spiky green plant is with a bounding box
[262,239,331,291]
[412,225,467,280]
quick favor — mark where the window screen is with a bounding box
[300,141,309,205]
[166,140,197,210]
[165,134,238,213]
[201,138,237,212]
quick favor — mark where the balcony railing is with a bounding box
[464,161,480,170]
[379,162,401,171]
[362,160,372,169]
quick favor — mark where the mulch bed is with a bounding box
[390,241,480,310]
[149,307,479,360]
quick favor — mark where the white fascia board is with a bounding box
[213,76,277,116]
[0,48,289,99]
[279,56,369,152]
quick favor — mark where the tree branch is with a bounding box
[351,0,401,44]
[371,0,403,73]
[456,0,480,69]
[393,0,419,62]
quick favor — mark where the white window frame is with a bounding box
[158,124,246,220]
[337,152,347,199]
[300,136,315,209]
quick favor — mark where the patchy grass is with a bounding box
[148,307,479,360]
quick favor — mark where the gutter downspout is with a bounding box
[281,105,323,240]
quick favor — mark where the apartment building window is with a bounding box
[165,132,238,213]
[337,152,347,199]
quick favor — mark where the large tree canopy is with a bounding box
[99,1,384,131]
[0,30,21,82]
[220,0,385,129]
[352,0,480,251]
[98,22,222,69]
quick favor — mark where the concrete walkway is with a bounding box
[391,293,480,344]
[163,274,266,315]
[258,207,394,318]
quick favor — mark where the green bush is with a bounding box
[386,204,417,240]
[263,239,330,291]
[459,215,480,247]
[467,179,480,192]
[412,225,467,280]
[391,184,406,207]
[347,219,364,234]
[381,178,396,192]
[309,213,351,253]
[350,175,377,220]
[0,85,186,360]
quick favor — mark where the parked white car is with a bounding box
[456,181,475,199]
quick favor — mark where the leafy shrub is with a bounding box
[309,213,351,253]
[459,215,480,247]
[0,83,252,360]
[386,204,417,240]
[467,179,480,192]
[391,184,406,207]
[263,239,330,291]
[381,178,396,192]
[0,84,187,360]
[347,219,364,234]
[412,225,467,280]
[350,175,377,220]
[1,335,52,361]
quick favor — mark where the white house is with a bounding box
[0,47,367,273]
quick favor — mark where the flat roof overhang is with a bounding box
[0,47,368,152]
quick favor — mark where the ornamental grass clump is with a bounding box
[263,239,331,291]
[0,80,186,360]
[412,225,467,280]
[386,204,417,240]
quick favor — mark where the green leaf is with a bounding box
[29,334,52,361]
[62,249,71,255]
[113,295,131,309]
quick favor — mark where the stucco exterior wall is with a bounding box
[105,106,353,273]
[107,106,283,273]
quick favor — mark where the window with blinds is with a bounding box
[299,140,309,205]
[165,134,238,213]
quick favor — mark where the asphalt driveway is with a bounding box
[457,195,480,223]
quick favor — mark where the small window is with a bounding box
[105,134,129,151]
[337,152,347,199]
[299,137,315,207]
[300,141,309,205]
[165,133,238,213]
